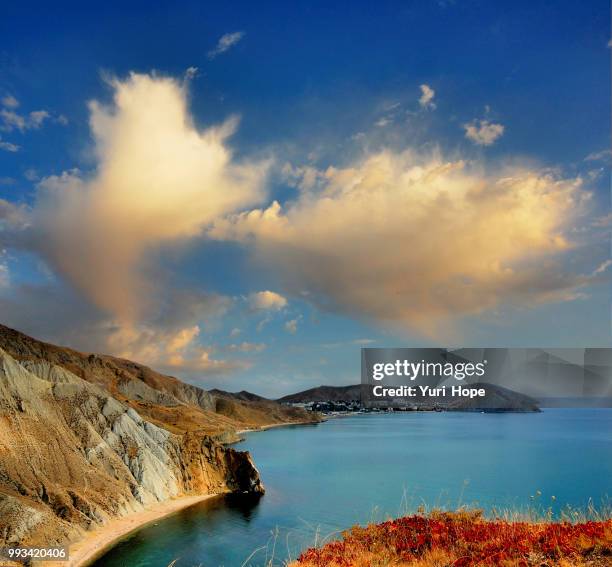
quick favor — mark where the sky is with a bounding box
[0,1,610,397]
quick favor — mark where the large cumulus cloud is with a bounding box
[0,73,269,373]
[211,150,597,336]
[33,72,268,321]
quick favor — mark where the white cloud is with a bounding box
[0,73,272,375]
[28,110,50,128]
[208,31,245,59]
[31,73,267,321]
[592,259,612,276]
[0,95,63,133]
[227,341,266,353]
[0,108,50,132]
[1,95,19,109]
[584,149,611,162]
[211,150,594,337]
[230,327,241,337]
[0,262,9,289]
[24,169,39,182]
[285,316,301,334]
[0,136,19,152]
[463,119,505,146]
[418,84,436,109]
[0,199,29,230]
[185,66,198,80]
[248,290,287,311]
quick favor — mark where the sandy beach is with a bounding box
[24,422,321,567]
[39,494,219,567]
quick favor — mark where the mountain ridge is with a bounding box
[277,382,540,411]
[0,323,318,550]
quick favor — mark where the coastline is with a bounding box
[236,417,326,436]
[42,420,319,567]
[34,420,319,567]
[47,493,220,567]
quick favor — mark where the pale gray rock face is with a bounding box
[173,383,217,411]
[109,410,178,503]
[0,348,264,547]
[116,378,179,406]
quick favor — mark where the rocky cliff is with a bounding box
[0,340,264,548]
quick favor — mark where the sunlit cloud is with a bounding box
[248,290,288,311]
[463,119,505,146]
[30,72,268,322]
[105,322,245,373]
[0,73,270,373]
[211,149,595,337]
[418,84,436,109]
[285,316,301,334]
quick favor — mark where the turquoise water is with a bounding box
[93,409,612,567]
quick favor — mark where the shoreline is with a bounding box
[52,420,320,566]
[236,417,325,436]
[40,420,320,567]
[49,493,219,567]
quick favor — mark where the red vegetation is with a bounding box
[293,511,612,566]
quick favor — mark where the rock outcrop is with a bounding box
[0,346,263,548]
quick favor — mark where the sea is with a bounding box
[92,409,612,566]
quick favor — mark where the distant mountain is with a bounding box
[278,382,539,412]
[278,384,362,403]
[209,388,320,425]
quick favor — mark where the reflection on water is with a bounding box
[223,492,263,522]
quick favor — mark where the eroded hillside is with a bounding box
[0,324,317,549]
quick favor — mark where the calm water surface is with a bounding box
[93,409,612,566]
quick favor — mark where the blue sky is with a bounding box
[0,1,610,397]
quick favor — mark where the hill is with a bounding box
[0,323,318,549]
[210,388,269,403]
[278,382,539,411]
[0,324,319,436]
[278,384,362,403]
